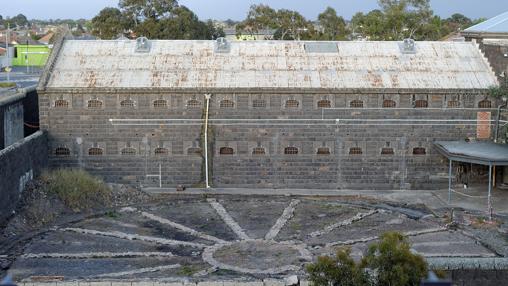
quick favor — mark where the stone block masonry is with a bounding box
[0,131,48,225]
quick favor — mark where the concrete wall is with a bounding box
[0,131,48,225]
[1,101,24,148]
[39,90,499,190]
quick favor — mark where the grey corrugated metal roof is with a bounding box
[434,141,508,165]
[45,40,498,89]
[465,11,508,33]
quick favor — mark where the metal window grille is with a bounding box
[284,147,299,155]
[55,147,70,156]
[383,100,396,108]
[413,147,426,155]
[252,147,266,155]
[88,147,103,156]
[87,99,103,109]
[317,147,331,155]
[478,99,492,108]
[153,99,168,109]
[121,147,136,156]
[447,100,460,108]
[252,99,266,108]
[381,148,394,155]
[54,99,69,108]
[285,99,300,109]
[120,99,135,108]
[414,100,428,108]
[317,100,331,108]
[187,99,201,109]
[349,147,363,155]
[350,100,364,108]
[220,147,234,155]
[220,100,235,108]
[154,147,169,156]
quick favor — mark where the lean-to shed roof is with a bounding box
[464,11,508,34]
[44,40,498,90]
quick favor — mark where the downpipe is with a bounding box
[494,98,508,143]
[204,94,211,189]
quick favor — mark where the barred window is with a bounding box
[413,147,426,155]
[414,100,428,108]
[285,99,300,109]
[317,99,331,108]
[252,147,266,155]
[55,147,70,156]
[120,99,135,108]
[153,99,168,109]
[478,99,492,109]
[220,100,235,109]
[154,147,169,156]
[187,99,201,109]
[252,99,266,108]
[381,148,394,155]
[447,100,460,108]
[349,147,363,155]
[350,100,364,108]
[87,99,103,109]
[54,99,69,108]
[383,99,396,108]
[121,147,136,156]
[219,147,234,155]
[317,147,331,155]
[284,147,299,155]
[187,147,202,155]
[88,147,103,156]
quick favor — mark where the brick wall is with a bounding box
[0,131,48,225]
[39,90,498,190]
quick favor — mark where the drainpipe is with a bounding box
[494,97,508,143]
[204,94,211,189]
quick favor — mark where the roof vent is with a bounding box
[215,37,231,53]
[399,38,416,54]
[135,37,151,53]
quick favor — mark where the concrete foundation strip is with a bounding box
[265,199,300,240]
[94,264,181,278]
[21,252,175,259]
[207,198,250,240]
[308,209,379,238]
[61,228,207,248]
[326,227,447,247]
[140,211,227,243]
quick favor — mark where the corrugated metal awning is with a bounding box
[434,141,508,165]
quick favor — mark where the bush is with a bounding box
[361,232,428,286]
[41,169,112,211]
[306,247,372,286]
[307,232,428,286]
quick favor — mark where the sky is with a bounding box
[2,0,508,21]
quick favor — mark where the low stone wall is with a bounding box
[0,131,48,225]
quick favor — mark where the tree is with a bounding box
[119,0,178,26]
[351,10,386,40]
[361,232,428,286]
[307,247,372,286]
[91,8,127,39]
[317,7,347,40]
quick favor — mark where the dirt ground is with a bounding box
[2,187,507,283]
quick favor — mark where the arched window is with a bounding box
[87,99,103,109]
[478,99,492,109]
[383,99,396,108]
[413,147,426,155]
[285,99,300,109]
[154,147,169,156]
[121,147,136,156]
[220,100,235,108]
[350,100,364,108]
[414,100,428,108]
[187,99,201,109]
[187,147,202,155]
[55,147,70,156]
[447,100,460,108]
[54,99,69,108]
[349,147,363,155]
[153,99,168,109]
[381,148,394,155]
[120,99,135,108]
[219,147,234,155]
[252,147,266,155]
[317,147,331,155]
[88,147,103,156]
[284,147,299,155]
[317,99,331,108]
[252,99,266,108]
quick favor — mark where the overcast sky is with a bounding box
[3,0,508,21]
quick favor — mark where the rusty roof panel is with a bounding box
[45,40,499,89]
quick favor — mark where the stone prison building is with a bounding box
[37,37,500,190]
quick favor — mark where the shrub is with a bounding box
[360,232,428,286]
[41,169,112,211]
[306,247,372,286]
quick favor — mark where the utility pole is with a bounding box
[26,40,29,73]
[6,23,10,82]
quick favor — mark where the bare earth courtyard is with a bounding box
[4,194,505,284]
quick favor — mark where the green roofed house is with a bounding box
[12,44,51,67]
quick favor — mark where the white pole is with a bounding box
[6,23,10,82]
[204,94,211,189]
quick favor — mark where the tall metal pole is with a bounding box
[6,23,10,82]
[488,164,493,221]
[448,159,452,204]
[204,94,211,189]
[26,40,29,73]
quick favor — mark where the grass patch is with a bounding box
[178,265,200,276]
[41,169,112,211]
[0,82,16,88]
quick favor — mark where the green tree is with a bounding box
[307,247,372,286]
[317,7,348,40]
[361,232,428,286]
[351,10,386,40]
[91,7,127,39]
